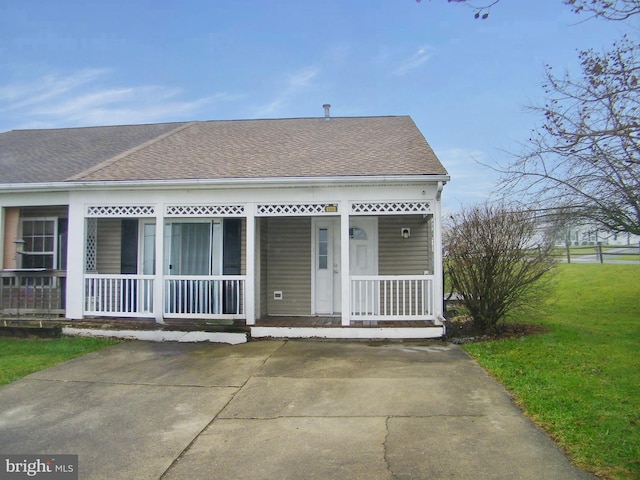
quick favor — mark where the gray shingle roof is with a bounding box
[0,116,447,184]
[0,122,187,183]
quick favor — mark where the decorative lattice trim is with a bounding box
[351,201,432,215]
[85,218,97,272]
[257,203,339,216]
[87,205,155,217]
[165,204,245,217]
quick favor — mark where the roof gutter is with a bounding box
[0,175,450,193]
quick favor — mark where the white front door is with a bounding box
[313,219,340,314]
[349,217,377,277]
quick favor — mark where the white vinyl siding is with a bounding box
[96,219,122,274]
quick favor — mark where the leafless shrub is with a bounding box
[445,203,557,332]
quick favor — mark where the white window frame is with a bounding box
[19,217,58,270]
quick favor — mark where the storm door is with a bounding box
[350,217,378,314]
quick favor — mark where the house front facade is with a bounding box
[0,113,449,341]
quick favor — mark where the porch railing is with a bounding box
[84,274,154,317]
[164,275,246,319]
[1,270,66,317]
[351,275,435,320]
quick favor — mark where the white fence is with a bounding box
[350,275,435,320]
[84,274,429,322]
[84,274,246,319]
[164,275,245,319]
[85,274,154,317]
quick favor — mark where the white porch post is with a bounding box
[66,202,85,319]
[245,207,256,325]
[153,206,165,324]
[340,204,350,326]
[433,182,444,318]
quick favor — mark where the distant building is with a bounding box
[555,223,640,246]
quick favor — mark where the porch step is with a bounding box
[0,317,247,344]
[2,317,442,343]
[250,325,444,340]
[58,318,249,344]
[63,327,247,344]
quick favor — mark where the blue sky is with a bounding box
[0,1,632,211]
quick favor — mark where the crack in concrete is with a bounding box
[158,389,239,480]
[158,340,289,479]
[212,413,497,420]
[383,416,397,480]
[26,377,242,388]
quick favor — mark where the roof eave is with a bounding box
[0,175,450,193]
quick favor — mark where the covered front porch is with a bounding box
[67,196,445,337]
[0,182,446,340]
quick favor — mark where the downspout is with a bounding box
[434,181,446,335]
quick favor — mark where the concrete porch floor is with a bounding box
[255,316,439,328]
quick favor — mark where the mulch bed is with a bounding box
[444,316,549,344]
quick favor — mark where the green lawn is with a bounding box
[463,264,640,480]
[0,336,119,386]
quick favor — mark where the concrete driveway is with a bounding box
[0,340,594,479]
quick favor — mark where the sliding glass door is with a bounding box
[164,222,220,276]
[163,220,226,315]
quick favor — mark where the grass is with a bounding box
[463,264,640,480]
[0,336,119,387]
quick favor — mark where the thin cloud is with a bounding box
[0,69,110,111]
[252,66,320,118]
[439,147,487,180]
[438,147,502,208]
[393,46,433,75]
[0,69,238,130]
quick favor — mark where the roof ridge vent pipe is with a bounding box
[323,104,331,120]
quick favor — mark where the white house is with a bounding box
[0,110,450,341]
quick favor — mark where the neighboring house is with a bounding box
[0,110,450,341]
[556,223,640,247]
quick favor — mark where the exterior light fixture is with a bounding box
[401,228,411,239]
[14,238,25,254]
[324,204,338,213]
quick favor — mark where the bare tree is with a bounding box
[417,0,640,21]
[417,0,640,234]
[445,203,557,332]
[564,0,640,21]
[416,0,500,19]
[498,36,640,235]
